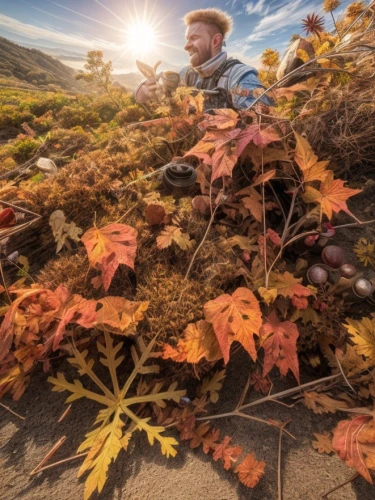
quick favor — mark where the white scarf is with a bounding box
[191,51,227,78]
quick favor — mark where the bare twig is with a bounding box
[30,452,88,476]
[184,204,220,280]
[57,405,72,423]
[30,436,67,475]
[278,420,291,500]
[0,402,25,420]
[321,472,359,498]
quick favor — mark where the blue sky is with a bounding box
[0,0,358,73]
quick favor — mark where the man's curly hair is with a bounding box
[183,9,233,38]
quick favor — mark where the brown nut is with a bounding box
[321,245,344,268]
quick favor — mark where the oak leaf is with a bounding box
[82,223,137,292]
[302,171,361,220]
[156,225,193,251]
[312,432,334,454]
[212,436,242,470]
[332,415,375,483]
[95,297,149,335]
[261,311,300,382]
[344,317,375,364]
[235,453,266,488]
[294,133,329,183]
[203,288,262,364]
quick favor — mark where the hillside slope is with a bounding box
[0,37,85,92]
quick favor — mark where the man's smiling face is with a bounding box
[184,22,219,67]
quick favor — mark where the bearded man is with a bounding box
[135,8,271,111]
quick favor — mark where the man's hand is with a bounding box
[135,76,158,104]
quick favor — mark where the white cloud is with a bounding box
[0,13,116,50]
[246,0,320,42]
[245,0,269,16]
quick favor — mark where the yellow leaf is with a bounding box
[258,287,278,305]
[294,133,329,183]
[303,391,350,414]
[344,317,375,363]
[96,296,149,334]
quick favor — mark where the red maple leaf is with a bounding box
[236,124,280,155]
[261,311,300,382]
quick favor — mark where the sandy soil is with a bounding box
[1,359,375,500]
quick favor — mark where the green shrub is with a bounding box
[12,137,39,162]
[56,105,101,128]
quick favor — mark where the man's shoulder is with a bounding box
[226,58,258,77]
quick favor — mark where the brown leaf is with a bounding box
[145,204,166,226]
[192,195,211,214]
[303,391,349,414]
[235,453,266,488]
[156,226,193,251]
[203,287,262,364]
[269,271,314,303]
[82,223,137,292]
[312,432,334,454]
[261,311,300,382]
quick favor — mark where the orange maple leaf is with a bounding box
[302,171,362,220]
[82,223,137,292]
[261,311,300,382]
[212,436,242,470]
[162,320,222,364]
[183,140,215,165]
[95,296,149,335]
[332,415,375,483]
[294,133,329,183]
[203,287,262,364]
[235,453,266,488]
[211,144,238,182]
[268,271,313,302]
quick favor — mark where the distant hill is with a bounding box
[0,37,85,92]
[112,72,143,91]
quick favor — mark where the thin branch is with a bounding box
[30,452,88,476]
[30,436,67,475]
[184,204,220,280]
[239,374,342,411]
[321,472,359,498]
[0,402,25,420]
[278,420,291,500]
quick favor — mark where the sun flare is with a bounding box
[125,22,157,57]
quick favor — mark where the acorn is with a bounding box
[339,264,356,279]
[307,265,328,285]
[321,245,344,268]
[352,278,373,298]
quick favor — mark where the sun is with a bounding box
[125,22,158,57]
